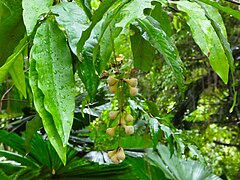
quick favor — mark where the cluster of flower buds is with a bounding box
[107,76,119,94]
[124,78,138,96]
[107,147,125,164]
[107,76,138,96]
[106,110,134,137]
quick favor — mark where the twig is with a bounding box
[213,140,240,148]
[0,85,14,113]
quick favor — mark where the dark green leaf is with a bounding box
[78,53,100,100]
[25,114,43,154]
[130,25,155,72]
[137,17,185,93]
[0,0,25,66]
[74,0,92,20]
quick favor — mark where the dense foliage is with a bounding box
[0,0,239,179]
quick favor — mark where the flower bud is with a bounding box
[109,111,119,120]
[106,126,117,137]
[125,113,133,122]
[129,87,138,96]
[117,147,125,161]
[124,78,138,87]
[107,76,119,86]
[109,84,118,94]
[107,150,116,158]
[120,115,126,126]
[111,154,120,164]
[124,125,134,135]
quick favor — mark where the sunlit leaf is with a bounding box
[22,0,53,35]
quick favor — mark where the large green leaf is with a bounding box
[146,144,221,180]
[51,2,89,55]
[0,36,27,83]
[0,0,25,66]
[116,0,152,28]
[22,0,53,35]
[31,18,75,147]
[29,57,66,164]
[130,25,155,72]
[137,17,185,93]
[199,0,240,21]
[176,1,229,84]
[76,0,118,55]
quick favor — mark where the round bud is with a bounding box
[129,87,138,96]
[117,147,125,161]
[125,113,133,122]
[109,111,119,120]
[107,76,119,86]
[106,126,117,137]
[124,78,138,87]
[107,150,116,159]
[124,125,134,135]
[109,84,118,94]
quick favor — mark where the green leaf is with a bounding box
[78,52,100,100]
[25,115,43,154]
[8,47,27,98]
[0,169,11,180]
[74,0,92,20]
[0,150,38,168]
[0,130,26,155]
[0,0,25,66]
[29,58,67,165]
[31,18,75,147]
[198,2,236,112]
[176,1,229,84]
[198,0,240,21]
[151,2,171,37]
[22,0,53,35]
[116,0,152,28]
[76,0,118,55]
[0,36,28,83]
[51,2,89,55]
[130,25,155,72]
[146,144,221,180]
[137,17,185,93]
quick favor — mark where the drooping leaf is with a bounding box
[31,18,75,147]
[130,25,155,72]
[198,0,240,21]
[0,36,28,83]
[0,0,25,66]
[22,0,53,35]
[29,58,66,165]
[176,1,229,84]
[51,2,89,55]
[25,114,43,154]
[78,51,100,100]
[198,2,237,112]
[116,0,152,28]
[137,17,185,93]
[77,0,119,55]
[8,46,27,98]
